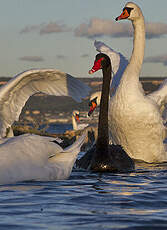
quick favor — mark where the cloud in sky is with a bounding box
[56,55,66,59]
[81,54,89,58]
[20,18,167,39]
[75,18,132,38]
[144,54,167,66]
[19,56,44,62]
[40,22,70,35]
[20,25,42,34]
[74,18,167,39]
[20,22,70,35]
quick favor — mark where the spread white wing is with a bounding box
[148,79,167,124]
[94,41,167,124]
[94,40,128,95]
[0,68,91,137]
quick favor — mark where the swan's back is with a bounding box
[0,133,86,184]
[0,134,62,183]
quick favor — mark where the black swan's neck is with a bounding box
[96,65,111,153]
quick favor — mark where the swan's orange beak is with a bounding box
[115,8,130,21]
[75,114,80,122]
[88,101,97,117]
[89,57,104,74]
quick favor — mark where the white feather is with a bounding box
[91,41,167,125]
[0,133,86,184]
[0,68,91,137]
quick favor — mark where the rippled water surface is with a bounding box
[1,162,167,229]
[1,124,167,229]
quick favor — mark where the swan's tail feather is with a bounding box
[50,132,87,161]
[64,132,86,153]
[49,132,87,177]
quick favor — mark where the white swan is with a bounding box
[108,2,167,163]
[0,68,90,138]
[89,41,167,125]
[72,110,89,131]
[0,68,90,184]
[89,2,167,163]
[0,132,86,184]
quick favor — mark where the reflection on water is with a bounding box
[0,124,167,229]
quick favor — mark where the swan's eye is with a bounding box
[124,7,134,15]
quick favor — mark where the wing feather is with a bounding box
[0,68,91,137]
[94,40,128,95]
[148,79,167,123]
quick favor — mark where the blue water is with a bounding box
[1,124,167,229]
[39,123,73,134]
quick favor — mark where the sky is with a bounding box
[0,0,167,78]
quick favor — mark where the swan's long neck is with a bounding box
[122,16,145,84]
[96,65,111,152]
[72,115,77,130]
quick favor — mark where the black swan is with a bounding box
[76,53,134,172]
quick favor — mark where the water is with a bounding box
[1,164,167,230]
[1,124,167,229]
[39,123,73,134]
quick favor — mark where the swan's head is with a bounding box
[89,53,111,74]
[88,95,99,117]
[115,2,143,22]
[72,110,80,121]
[90,91,101,106]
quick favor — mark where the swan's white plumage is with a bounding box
[0,133,86,184]
[0,69,91,138]
[91,41,167,127]
[108,2,167,163]
[148,79,167,123]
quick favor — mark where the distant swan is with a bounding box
[105,2,167,163]
[0,132,86,184]
[72,110,89,130]
[76,53,134,172]
[0,68,90,138]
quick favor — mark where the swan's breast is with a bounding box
[109,91,166,161]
